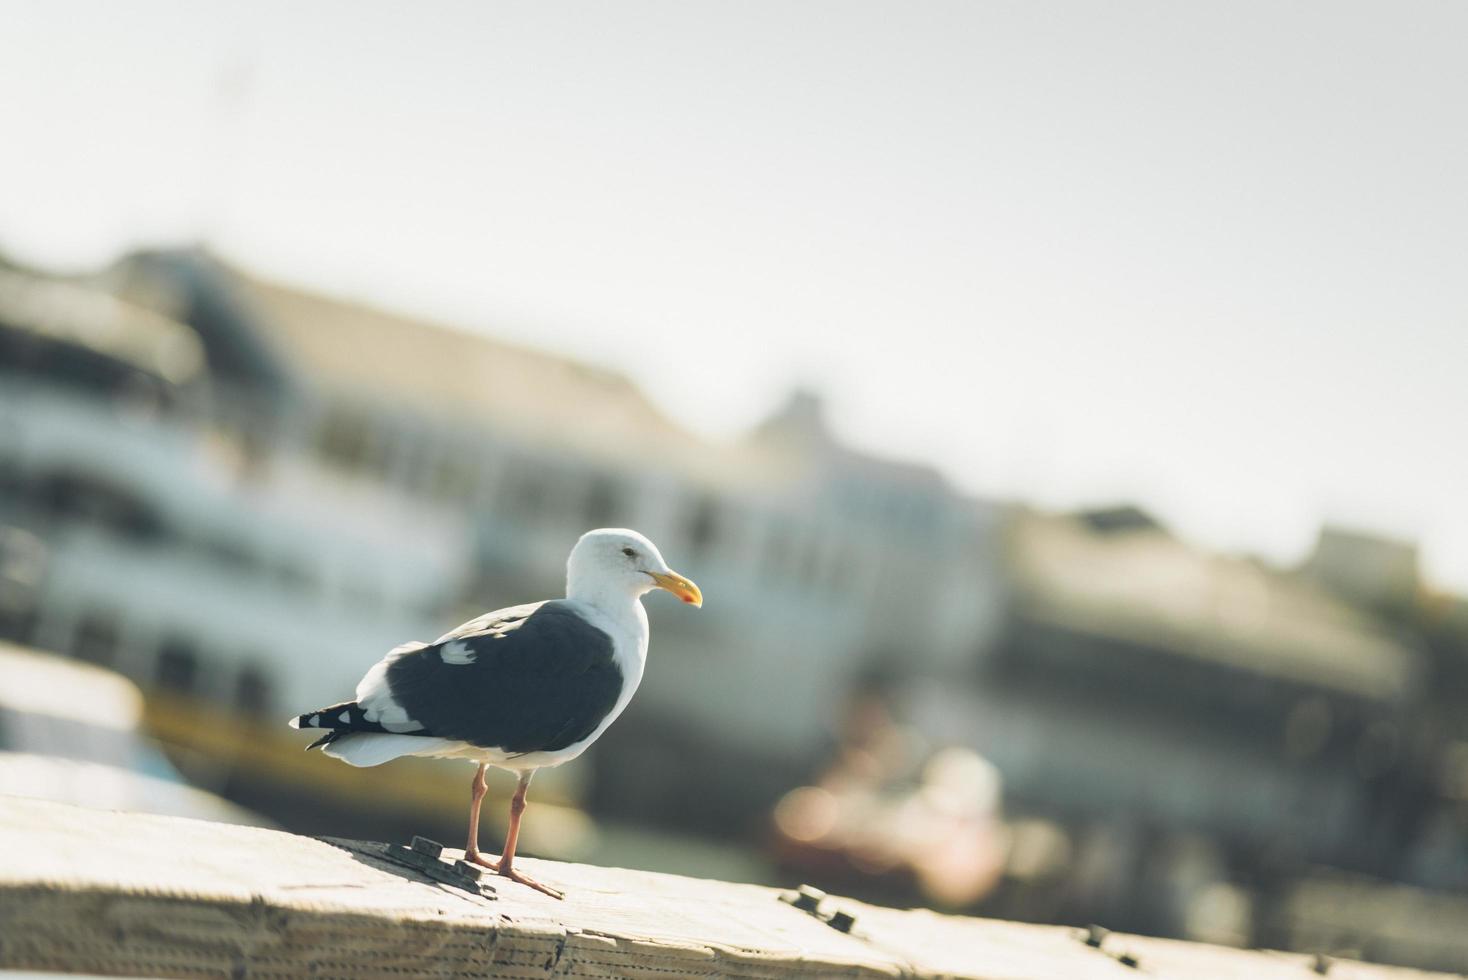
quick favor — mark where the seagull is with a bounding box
[289,528,702,898]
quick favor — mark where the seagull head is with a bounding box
[566,528,703,608]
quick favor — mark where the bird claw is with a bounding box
[498,865,564,899]
[464,851,500,871]
[464,852,563,898]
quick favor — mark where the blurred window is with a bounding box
[340,580,381,611]
[1283,697,1333,761]
[825,542,853,594]
[317,404,375,470]
[275,559,318,596]
[799,533,825,587]
[502,466,548,522]
[0,526,45,641]
[200,536,259,572]
[0,323,178,412]
[155,637,200,694]
[432,452,478,502]
[71,610,121,668]
[584,476,623,527]
[234,662,274,718]
[763,518,793,578]
[39,472,166,543]
[112,371,168,419]
[686,495,720,558]
[393,422,432,485]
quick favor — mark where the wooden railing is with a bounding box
[0,795,1455,979]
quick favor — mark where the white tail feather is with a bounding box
[320,733,452,767]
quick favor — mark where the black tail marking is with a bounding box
[294,700,394,751]
[305,729,342,751]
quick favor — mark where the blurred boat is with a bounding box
[0,642,266,826]
[0,269,529,839]
[771,690,1008,909]
[0,255,1006,846]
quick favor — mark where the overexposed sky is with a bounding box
[2,1,1466,589]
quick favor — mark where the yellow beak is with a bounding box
[646,570,703,608]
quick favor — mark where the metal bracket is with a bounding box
[377,836,497,898]
[780,883,858,934]
[1077,924,1141,969]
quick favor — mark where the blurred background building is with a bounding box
[2,249,1466,971]
[3,2,1467,973]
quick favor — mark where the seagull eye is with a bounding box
[622,547,637,558]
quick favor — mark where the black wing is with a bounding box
[383,600,624,755]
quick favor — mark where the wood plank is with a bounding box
[0,797,1458,979]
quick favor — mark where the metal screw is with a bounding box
[411,836,444,859]
[827,910,856,933]
[1084,924,1108,948]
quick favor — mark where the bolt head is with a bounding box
[453,860,484,882]
[791,884,826,912]
[410,836,444,858]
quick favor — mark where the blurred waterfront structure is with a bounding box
[906,509,1443,941]
[0,641,264,827]
[0,248,1001,830]
[2,248,1466,971]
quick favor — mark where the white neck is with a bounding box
[565,576,651,668]
[566,574,648,618]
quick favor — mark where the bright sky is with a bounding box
[2,1,1466,590]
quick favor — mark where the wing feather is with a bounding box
[386,600,622,754]
[292,600,623,757]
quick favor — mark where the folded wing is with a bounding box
[293,600,624,758]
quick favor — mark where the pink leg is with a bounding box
[464,764,496,868]
[495,770,562,899]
